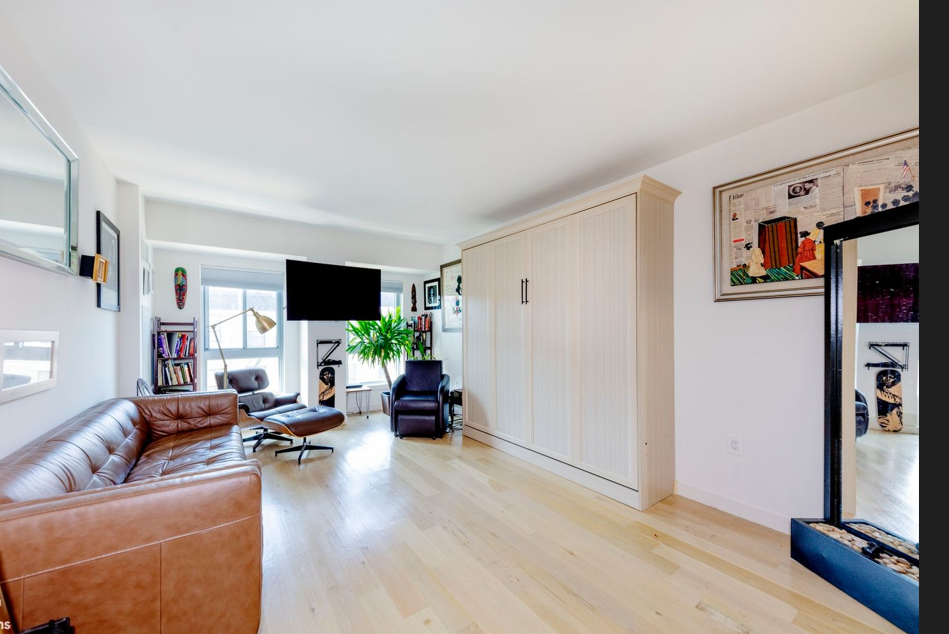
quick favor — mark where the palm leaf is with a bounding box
[345,306,414,389]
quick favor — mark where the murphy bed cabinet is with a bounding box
[460,176,679,510]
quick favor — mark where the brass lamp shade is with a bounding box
[251,310,277,334]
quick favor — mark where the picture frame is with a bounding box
[423,278,441,310]
[0,330,59,404]
[440,259,462,332]
[713,128,919,301]
[96,210,121,311]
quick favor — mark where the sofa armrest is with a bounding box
[391,374,407,400]
[130,391,239,438]
[0,461,262,632]
[274,392,301,407]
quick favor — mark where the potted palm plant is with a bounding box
[345,307,414,415]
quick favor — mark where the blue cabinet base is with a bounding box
[790,519,918,634]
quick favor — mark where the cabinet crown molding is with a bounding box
[458,174,680,251]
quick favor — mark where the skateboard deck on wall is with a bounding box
[319,366,336,408]
[876,369,904,432]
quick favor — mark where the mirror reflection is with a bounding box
[845,225,919,543]
[1,340,54,391]
[0,66,75,271]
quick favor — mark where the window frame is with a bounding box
[203,285,285,387]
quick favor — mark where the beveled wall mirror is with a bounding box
[792,201,919,634]
[0,63,79,274]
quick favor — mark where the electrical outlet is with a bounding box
[727,434,743,456]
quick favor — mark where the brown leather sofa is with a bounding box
[0,392,262,634]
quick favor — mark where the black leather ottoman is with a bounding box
[259,406,345,463]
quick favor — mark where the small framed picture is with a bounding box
[96,210,120,312]
[424,278,441,310]
[440,259,462,332]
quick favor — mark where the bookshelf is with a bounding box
[410,312,433,359]
[153,317,199,393]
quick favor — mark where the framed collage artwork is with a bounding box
[713,128,919,301]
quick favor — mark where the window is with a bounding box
[347,281,404,385]
[202,267,284,390]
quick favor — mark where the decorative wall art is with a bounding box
[411,283,418,312]
[96,211,121,312]
[440,259,462,332]
[713,129,919,301]
[174,267,188,309]
[423,278,441,310]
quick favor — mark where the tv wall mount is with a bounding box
[865,341,910,371]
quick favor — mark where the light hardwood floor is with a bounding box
[255,414,901,633]
[856,430,920,543]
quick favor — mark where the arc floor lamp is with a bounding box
[210,307,277,389]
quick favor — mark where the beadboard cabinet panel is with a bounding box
[577,196,638,487]
[462,243,496,433]
[494,234,531,445]
[528,219,578,462]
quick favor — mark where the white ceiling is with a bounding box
[1,1,919,244]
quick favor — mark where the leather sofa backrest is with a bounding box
[0,392,238,506]
[0,399,149,505]
[215,367,270,394]
[131,391,237,438]
[404,360,444,392]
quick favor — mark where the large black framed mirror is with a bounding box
[793,201,919,634]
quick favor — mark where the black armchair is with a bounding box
[390,360,450,439]
[214,367,304,420]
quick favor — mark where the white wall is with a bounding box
[0,12,119,457]
[621,69,918,530]
[150,247,303,395]
[115,182,151,397]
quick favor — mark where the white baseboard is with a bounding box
[674,481,790,534]
[464,426,642,510]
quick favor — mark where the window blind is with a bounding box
[201,266,284,292]
[381,280,404,295]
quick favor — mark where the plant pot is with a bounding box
[381,391,392,416]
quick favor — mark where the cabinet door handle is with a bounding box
[525,278,529,304]
[520,278,525,304]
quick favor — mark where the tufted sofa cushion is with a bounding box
[133,392,237,438]
[126,424,246,482]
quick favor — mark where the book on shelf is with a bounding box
[157,359,195,387]
[158,332,195,359]
[413,313,432,332]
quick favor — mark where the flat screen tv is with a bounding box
[286,260,382,321]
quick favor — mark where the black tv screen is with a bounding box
[286,260,382,321]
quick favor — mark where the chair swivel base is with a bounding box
[275,437,333,464]
[251,431,294,453]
